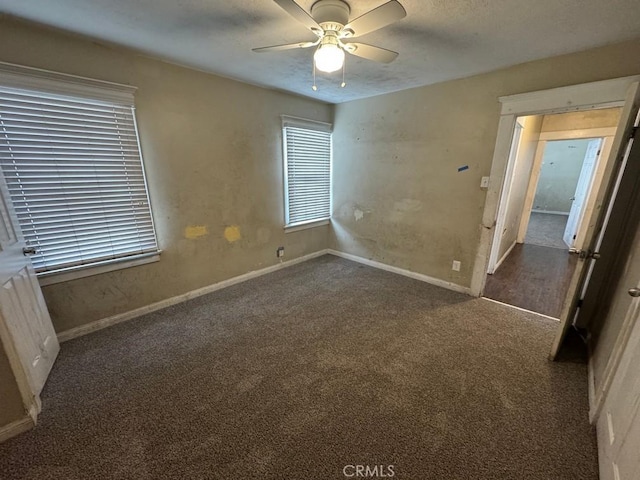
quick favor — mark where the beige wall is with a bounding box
[0,17,332,335]
[331,38,640,288]
[497,115,542,262]
[0,345,24,427]
[533,139,591,213]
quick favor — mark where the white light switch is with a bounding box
[481,176,490,188]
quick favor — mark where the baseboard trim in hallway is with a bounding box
[481,296,559,322]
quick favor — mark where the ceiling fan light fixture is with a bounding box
[314,41,345,73]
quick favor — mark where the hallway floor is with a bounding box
[525,212,570,250]
[483,243,578,318]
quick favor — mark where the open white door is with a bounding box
[0,167,59,414]
[550,82,640,360]
[563,138,602,248]
[487,121,524,274]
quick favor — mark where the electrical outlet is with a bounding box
[276,246,285,258]
[480,176,490,188]
[452,260,461,271]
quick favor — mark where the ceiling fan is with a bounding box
[253,0,406,89]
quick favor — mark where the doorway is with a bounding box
[483,108,622,318]
[526,138,602,249]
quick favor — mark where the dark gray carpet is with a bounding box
[0,256,598,479]
[526,212,569,249]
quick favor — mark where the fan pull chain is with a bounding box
[341,56,346,88]
[312,61,318,91]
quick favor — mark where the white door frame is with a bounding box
[472,76,638,298]
[516,128,617,248]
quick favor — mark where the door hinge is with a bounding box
[576,298,584,308]
[631,126,638,139]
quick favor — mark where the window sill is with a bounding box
[284,219,330,234]
[37,252,161,287]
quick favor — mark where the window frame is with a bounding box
[281,115,333,232]
[0,61,160,285]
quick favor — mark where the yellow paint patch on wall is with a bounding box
[184,225,208,239]
[224,225,242,243]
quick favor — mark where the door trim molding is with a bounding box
[473,76,638,298]
[498,76,637,116]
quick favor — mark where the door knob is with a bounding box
[629,288,640,298]
[22,246,36,256]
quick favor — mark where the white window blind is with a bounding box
[283,117,332,226]
[0,82,159,275]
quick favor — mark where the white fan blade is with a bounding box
[343,43,399,63]
[274,0,323,34]
[253,41,319,53]
[341,1,406,38]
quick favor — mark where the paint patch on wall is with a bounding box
[257,227,271,245]
[224,225,242,243]
[389,199,423,223]
[395,199,423,213]
[354,209,364,221]
[184,225,208,239]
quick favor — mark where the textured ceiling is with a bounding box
[1,0,640,104]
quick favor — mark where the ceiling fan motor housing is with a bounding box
[311,0,350,31]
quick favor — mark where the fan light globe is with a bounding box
[314,44,345,73]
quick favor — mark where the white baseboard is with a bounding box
[58,248,476,342]
[327,249,473,296]
[531,210,570,216]
[493,241,517,274]
[0,412,35,444]
[57,249,329,342]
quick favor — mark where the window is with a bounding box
[282,116,332,228]
[0,63,159,279]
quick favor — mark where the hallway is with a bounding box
[483,243,578,318]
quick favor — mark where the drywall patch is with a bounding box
[354,209,364,221]
[389,198,423,222]
[224,225,242,243]
[184,225,208,239]
[257,227,271,245]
